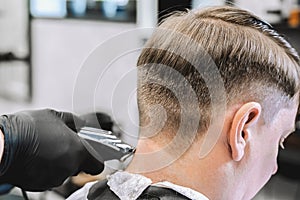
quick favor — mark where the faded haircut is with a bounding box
[137,6,300,139]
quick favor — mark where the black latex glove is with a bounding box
[80,112,114,131]
[0,109,104,191]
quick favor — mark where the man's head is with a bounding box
[131,6,300,199]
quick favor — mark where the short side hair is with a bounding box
[137,6,300,138]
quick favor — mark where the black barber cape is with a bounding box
[87,179,190,200]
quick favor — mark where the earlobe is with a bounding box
[229,102,261,161]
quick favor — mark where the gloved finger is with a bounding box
[81,152,105,175]
[79,139,105,175]
[80,112,114,130]
[94,112,114,131]
[49,109,85,132]
[80,113,102,129]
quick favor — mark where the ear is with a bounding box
[229,102,261,161]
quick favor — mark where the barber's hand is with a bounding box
[80,112,114,131]
[0,109,104,191]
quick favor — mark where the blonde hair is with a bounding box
[137,6,300,138]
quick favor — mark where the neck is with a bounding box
[126,138,237,200]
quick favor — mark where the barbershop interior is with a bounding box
[0,0,300,199]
